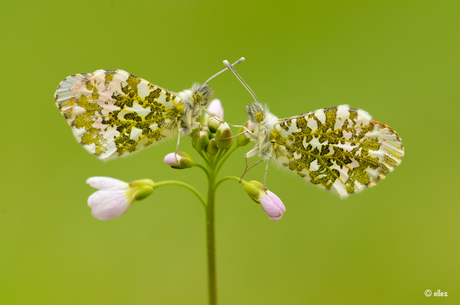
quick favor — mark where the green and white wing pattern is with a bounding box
[55,70,186,160]
[268,105,404,198]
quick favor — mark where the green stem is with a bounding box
[195,163,211,181]
[215,176,247,190]
[206,170,217,305]
[214,148,225,164]
[151,180,206,209]
[196,150,212,167]
[205,144,242,304]
[215,145,239,176]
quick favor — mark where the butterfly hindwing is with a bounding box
[268,105,404,198]
[55,69,185,160]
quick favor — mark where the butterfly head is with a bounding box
[243,102,279,160]
[193,83,214,107]
[246,102,273,124]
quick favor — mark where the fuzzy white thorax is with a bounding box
[177,83,213,135]
[245,102,279,160]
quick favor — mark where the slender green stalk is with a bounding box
[195,163,211,181]
[215,145,239,176]
[151,180,206,209]
[206,169,217,305]
[196,150,212,167]
[215,176,247,190]
[166,120,245,304]
[214,148,225,164]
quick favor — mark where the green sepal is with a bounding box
[207,138,219,155]
[133,185,154,201]
[243,180,265,204]
[192,130,210,152]
[172,151,195,169]
[129,179,154,188]
[236,125,251,147]
[215,123,233,149]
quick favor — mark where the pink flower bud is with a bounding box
[163,151,195,169]
[246,120,257,132]
[206,99,224,120]
[243,180,286,220]
[259,191,286,221]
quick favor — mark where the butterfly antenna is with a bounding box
[202,57,245,86]
[222,59,260,104]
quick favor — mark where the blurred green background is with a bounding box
[1,0,459,304]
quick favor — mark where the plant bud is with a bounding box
[208,117,221,133]
[236,122,251,147]
[243,180,265,203]
[215,122,233,149]
[133,185,154,201]
[163,151,195,169]
[192,130,210,152]
[207,138,219,155]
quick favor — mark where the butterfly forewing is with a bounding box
[269,105,404,198]
[55,69,184,160]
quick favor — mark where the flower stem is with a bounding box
[151,180,206,209]
[215,145,239,176]
[215,176,248,190]
[196,136,242,304]
[206,170,217,305]
[195,163,211,181]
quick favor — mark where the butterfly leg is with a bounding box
[202,106,248,130]
[202,107,224,123]
[263,157,272,190]
[174,124,181,161]
[240,155,264,182]
[218,130,249,140]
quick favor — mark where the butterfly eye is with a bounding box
[255,111,264,123]
[194,91,203,104]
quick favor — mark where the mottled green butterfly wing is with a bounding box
[268,105,404,197]
[55,69,210,160]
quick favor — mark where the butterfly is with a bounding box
[222,60,404,198]
[54,58,244,160]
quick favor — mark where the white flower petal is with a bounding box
[88,189,133,220]
[86,176,129,190]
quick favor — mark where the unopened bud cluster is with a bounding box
[164,99,252,170]
[194,99,235,153]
